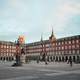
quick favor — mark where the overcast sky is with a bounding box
[0,0,80,43]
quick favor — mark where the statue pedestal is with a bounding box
[21,54,26,63]
[12,55,22,67]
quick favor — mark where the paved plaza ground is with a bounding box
[0,61,80,80]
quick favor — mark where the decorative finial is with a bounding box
[51,26,54,37]
[49,26,56,41]
[41,33,43,41]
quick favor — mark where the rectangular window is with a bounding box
[1,45,3,48]
[69,46,71,49]
[59,42,61,45]
[7,53,8,56]
[65,41,67,44]
[72,45,75,49]
[7,46,9,48]
[76,40,79,43]
[72,40,75,44]
[69,41,71,44]
[65,46,67,49]
[76,45,79,48]
[4,45,6,48]
[62,51,64,54]
[72,50,75,54]
[65,51,67,54]
[56,43,57,46]
[62,42,64,45]
[56,47,57,50]
[59,47,61,50]
[77,50,79,54]
[62,46,64,50]
[69,50,71,54]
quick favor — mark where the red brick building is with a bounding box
[26,31,80,63]
[0,31,80,63]
[0,41,16,61]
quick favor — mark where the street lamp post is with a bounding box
[12,35,25,67]
[12,39,22,66]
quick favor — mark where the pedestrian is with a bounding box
[45,56,48,65]
[69,58,72,67]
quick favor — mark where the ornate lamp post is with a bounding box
[12,36,25,66]
[12,39,22,66]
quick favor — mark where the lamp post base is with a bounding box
[12,55,22,67]
[12,62,22,67]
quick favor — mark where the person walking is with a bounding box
[69,57,73,67]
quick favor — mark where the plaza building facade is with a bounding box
[0,31,80,63]
[26,31,80,63]
[0,35,26,62]
[0,41,16,61]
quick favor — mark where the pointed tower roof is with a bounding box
[49,27,56,42]
[51,27,54,37]
[41,33,43,42]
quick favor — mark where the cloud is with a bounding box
[50,1,80,31]
[0,0,80,43]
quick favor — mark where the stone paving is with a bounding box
[0,61,80,80]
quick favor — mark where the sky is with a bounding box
[0,0,80,43]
